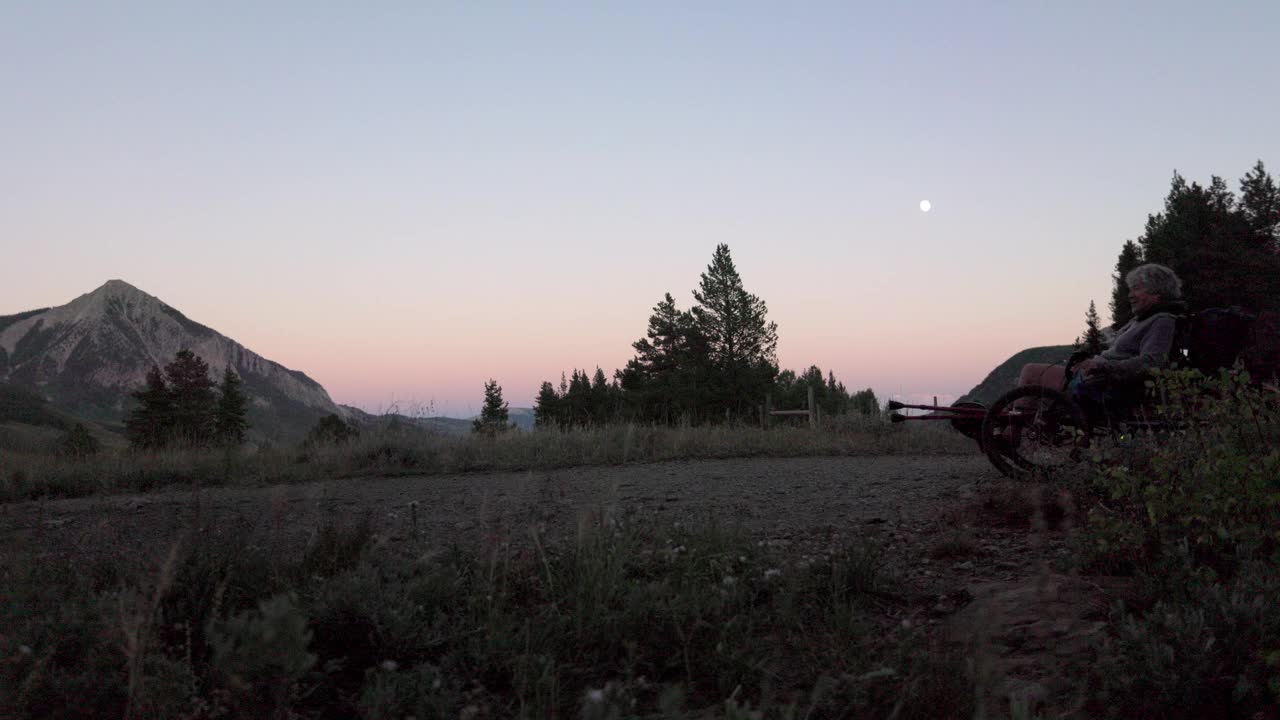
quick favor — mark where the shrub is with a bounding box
[58,423,100,458]
[1078,368,1280,717]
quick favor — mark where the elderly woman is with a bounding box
[1070,263,1187,415]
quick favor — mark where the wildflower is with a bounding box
[587,688,605,703]
[380,659,399,672]
[19,645,32,655]
[722,575,737,586]
[763,568,781,580]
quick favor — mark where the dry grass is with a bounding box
[0,417,976,502]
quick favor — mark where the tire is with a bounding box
[981,385,1090,480]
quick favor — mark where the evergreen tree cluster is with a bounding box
[772,366,878,417]
[533,368,622,429]
[1109,161,1280,326]
[533,244,869,429]
[125,350,250,449]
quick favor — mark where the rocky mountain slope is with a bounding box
[0,280,344,441]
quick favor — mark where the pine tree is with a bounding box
[472,379,512,436]
[1240,160,1280,251]
[1081,301,1104,355]
[774,369,800,409]
[533,381,561,429]
[566,370,592,428]
[214,367,250,445]
[558,372,571,426]
[801,366,827,412]
[165,349,217,445]
[621,292,712,424]
[1110,240,1144,327]
[691,244,779,419]
[1134,168,1280,311]
[825,370,851,415]
[624,293,683,422]
[850,389,879,416]
[589,367,611,423]
[126,365,174,450]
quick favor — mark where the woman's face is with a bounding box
[1128,283,1160,315]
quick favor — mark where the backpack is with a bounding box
[1185,306,1257,375]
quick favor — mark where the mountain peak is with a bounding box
[60,279,162,319]
[2,281,345,440]
[93,279,148,299]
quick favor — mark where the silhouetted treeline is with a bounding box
[1109,160,1280,326]
[126,350,249,449]
[534,245,878,429]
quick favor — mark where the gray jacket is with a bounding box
[1098,310,1180,378]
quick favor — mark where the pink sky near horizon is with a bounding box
[2,238,1101,417]
[4,3,1277,416]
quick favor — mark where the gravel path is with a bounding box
[1,455,1000,558]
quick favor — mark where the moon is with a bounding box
[919,200,932,213]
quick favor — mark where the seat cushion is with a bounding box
[1017,363,1067,391]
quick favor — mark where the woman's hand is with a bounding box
[1076,357,1105,374]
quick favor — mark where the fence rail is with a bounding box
[761,386,818,429]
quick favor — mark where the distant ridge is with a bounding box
[0,280,345,442]
[339,406,538,436]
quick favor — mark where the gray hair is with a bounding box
[1126,263,1182,301]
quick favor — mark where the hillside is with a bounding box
[339,407,537,436]
[0,383,122,451]
[958,345,1076,406]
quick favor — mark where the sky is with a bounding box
[3,2,1278,416]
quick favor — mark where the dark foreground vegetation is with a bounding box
[2,371,1277,718]
[1070,369,1280,718]
[3,506,973,719]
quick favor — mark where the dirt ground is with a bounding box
[1,456,1004,564]
[0,454,1106,717]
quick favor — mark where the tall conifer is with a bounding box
[1110,240,1144,327]
[165,350,217,445]
[214,367,250,445]
[1082,301,1105,355]
[126,365,173,450]
[533,381,561,429]
[691,244,778,418]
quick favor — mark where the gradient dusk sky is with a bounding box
[3,2,1278,416]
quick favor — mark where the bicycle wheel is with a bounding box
[981,385,1090,479]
